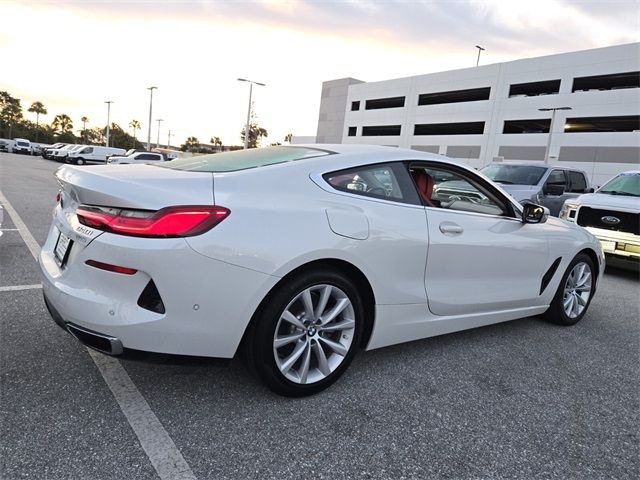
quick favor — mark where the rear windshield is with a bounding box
[480,164,547,186]
[159,146,333,172]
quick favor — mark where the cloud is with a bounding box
[29,0,638,58]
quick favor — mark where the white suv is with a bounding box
[107,151,165,165]
[561,171,639,266]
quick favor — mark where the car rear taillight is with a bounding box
[76,205,230,238]
[85,260,138,275]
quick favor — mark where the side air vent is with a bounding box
[540,257,562,295]
[137,280,166,314]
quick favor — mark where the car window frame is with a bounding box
[407,161,520,220]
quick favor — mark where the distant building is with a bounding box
[315,43,640,185]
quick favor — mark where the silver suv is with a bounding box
[480,163,592,216]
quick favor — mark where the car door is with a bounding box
[539,169,568,216]
[410,163,550,316]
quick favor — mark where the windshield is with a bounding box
[159,146,333,172]
[480,164,547,186]
[17,141,28,146]
[599,172,640,197]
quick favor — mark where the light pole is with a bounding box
[539,107,572,164]
[475,45,485,67]
[146,86,157,150]
[238,78,265,149]
[167,129,173,148]
[104,100,113,147]
[156,119,164,148]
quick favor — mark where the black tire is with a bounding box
[543,253,595,326]
[244,269,364,397]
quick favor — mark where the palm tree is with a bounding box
[210,136,222,151]
[28,101,47,141]
[52,114,73,134]
[129,120,141,148]
[80,116,89,143]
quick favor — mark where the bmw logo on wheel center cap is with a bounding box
[307,326,317,337]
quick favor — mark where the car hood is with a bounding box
[570,192,640,210]
[493,183,538,201]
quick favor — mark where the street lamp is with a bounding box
[475,45,485,67]
[156,118,164,148]
[146,86,157,151]
[238,78,266,149]
[104,100,113,147]
[167,129,173,149]
[538,107,572,164]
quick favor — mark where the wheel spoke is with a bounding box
[571,294,581,317]
[281,310,305,330]
[576,285,591,293]
[320,318,355,332]
[575,293,587,307]
[563,295,573,310]
[301,289,316,321]
[576,271,592,289]
[280,340,308,374]
[274,332,305,349]
[315,285,332,319]
[320,298,350,325]
[298,342,312,384]
[312,340,331,376]
[318,336,348,356]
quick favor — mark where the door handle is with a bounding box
[439,222,463,235]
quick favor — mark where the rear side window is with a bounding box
[323,163,420,204]
[161,146,333,172]
[82,147,93,154]
[567,171,588,192]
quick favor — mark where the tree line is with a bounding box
[1,91,144,150]
[2,90,292,153]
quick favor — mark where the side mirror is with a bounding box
[521,201,549,224]
[586,187,595,193]
[543,184,565,196]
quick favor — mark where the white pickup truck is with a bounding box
[561,171,640,266]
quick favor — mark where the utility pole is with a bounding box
[156,118,164,148]
[146,86,157,150]
[104,101,113,147]
[238,78,266,149]
[167,129,173,148]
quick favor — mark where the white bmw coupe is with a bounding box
[40,145,604,396]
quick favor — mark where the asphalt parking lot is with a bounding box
[1,152,638,480]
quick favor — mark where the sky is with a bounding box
[1,0,638,147]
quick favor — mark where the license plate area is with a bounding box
[54,228,73,267]
[599,240,616,253]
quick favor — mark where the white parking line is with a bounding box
[0,189,198,480]
[0,284,42,292]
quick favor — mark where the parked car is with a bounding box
[67,146,126,165]
[12,138,32,154]
[0,140,9,152]
[560,170,639,267]
[42,143,68,159]
[106,151,165,165]
[52,144,85,162]
[31,143,50,156]
[479,163,592,216]
[40,145,603,396]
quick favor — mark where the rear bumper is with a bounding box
[39,222,279,358]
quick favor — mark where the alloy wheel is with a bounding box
[273,284,355,384]
[562,261,592,319]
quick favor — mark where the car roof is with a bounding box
[484,161,586,172]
